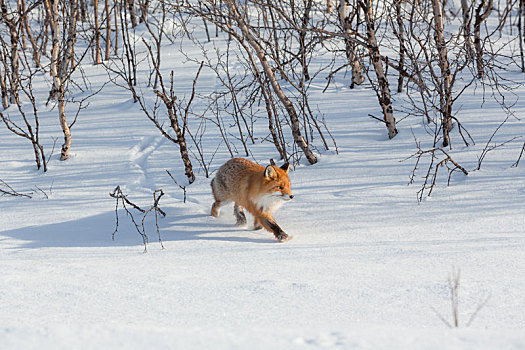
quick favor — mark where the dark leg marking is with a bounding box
[234,204,247,225]
[263,218,290,242]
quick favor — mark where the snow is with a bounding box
[2,11,525,350]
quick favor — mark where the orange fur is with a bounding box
[211,158,293,242]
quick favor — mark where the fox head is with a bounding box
[263,162,294,201]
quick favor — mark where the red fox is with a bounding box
[210,157,294,242]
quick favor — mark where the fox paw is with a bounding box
[275,233,293,242]
[253,224,263,230]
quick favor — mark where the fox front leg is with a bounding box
[253,218,263,231]
[262,217,292,242]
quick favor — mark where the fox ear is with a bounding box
[280,162,290,174]
[264,165,277,179]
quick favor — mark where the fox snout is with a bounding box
[282,193,294,200]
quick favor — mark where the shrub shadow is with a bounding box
[1,210,274,249]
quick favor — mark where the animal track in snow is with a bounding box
[128,135,164,191]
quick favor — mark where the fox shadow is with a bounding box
[165,212,276,244]
[1,209,275,249]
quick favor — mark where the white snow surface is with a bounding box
[1,23,525,350]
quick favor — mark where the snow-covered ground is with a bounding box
[2,15,525,350]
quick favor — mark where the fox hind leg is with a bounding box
[211,201,222,217]
[211,177,227,217]
[234,203,247,225]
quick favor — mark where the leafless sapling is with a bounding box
[109,185,166,252]
[338,0,365,89]
[431,0,454,147]
[94,0,101,64]
[405,136,468,202]
[359,0,398,139]
[0,0,21,105]
[45,0,79,161]
[518,0,525,73]
[473,0,493,79]
[199,0,319,164]
[127,0,138,27]
[431,268,491,328]
[0,46,51,171]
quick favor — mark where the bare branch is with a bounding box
[0,179,32,198]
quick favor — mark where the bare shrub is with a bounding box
[109,185,166,252]
[432,268,491,328]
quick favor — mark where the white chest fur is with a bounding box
[254,192,286,214]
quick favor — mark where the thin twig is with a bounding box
[404,147,468,202]
[166,169,187,203]
[0,179,32,198]
[511,142,525,168]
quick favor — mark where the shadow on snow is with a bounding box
[2,210,275,249]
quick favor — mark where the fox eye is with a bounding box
[277,186,283,190]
